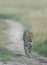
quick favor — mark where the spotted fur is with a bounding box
[23,30,33,58]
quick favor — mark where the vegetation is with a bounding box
[0,20,9,46]
[0,20,23,62]
[0,0,47,58]
[32,39,47,56]
[0,46,23,63]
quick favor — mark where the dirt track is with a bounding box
[1,19,47,65]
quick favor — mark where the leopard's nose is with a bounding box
[29,40,32,42]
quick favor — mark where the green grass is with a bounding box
[0,0,47,56]
[0,46,23,63]
[32,39,47,56]
[0,47,12,62]
[0,20,11,62]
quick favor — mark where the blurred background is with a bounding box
[0,0,47,62]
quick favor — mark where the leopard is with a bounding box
[23,30,33,58]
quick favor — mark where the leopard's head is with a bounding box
[27,31,33,42]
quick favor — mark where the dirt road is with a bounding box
[1,19,47,65]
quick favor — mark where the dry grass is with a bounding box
[0,20,9,46]
[0,0,47,56]
[0,0,47,33]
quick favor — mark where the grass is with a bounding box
[0,19,8,46]
[0,47,12,62]
[0,20,23,62]
[32,39,47,56]
[0,46,22,63]
[0,0,47,57]
[0,20,11,62]
[0,20,9,46]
